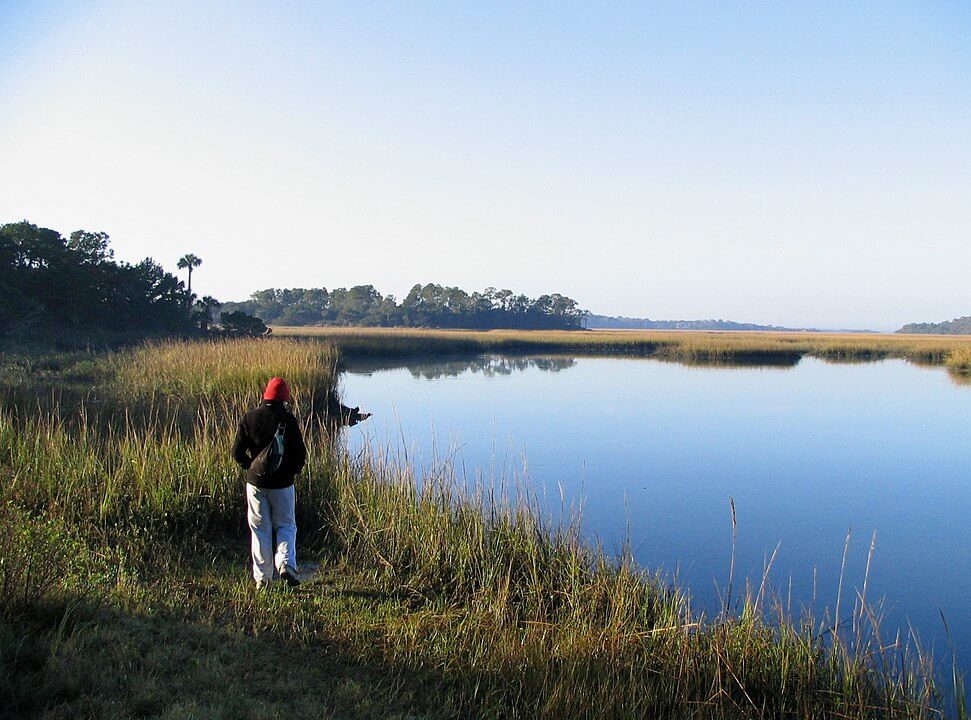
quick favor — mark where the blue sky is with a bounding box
[1,1,969,329]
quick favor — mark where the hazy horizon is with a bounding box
[2,2,969,331]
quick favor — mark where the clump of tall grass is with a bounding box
[117,338,338,410]
[946,348,971,375]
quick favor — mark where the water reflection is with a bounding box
[657,355,800,369]
[343,354,578,379]
[948,370,971,387]
[341,352,816,379]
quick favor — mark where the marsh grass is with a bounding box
[275,326,971,370]
[0,337,952,718]
[944,349,971,387]
[321,450,942,718]
[946,349,971,374]
[117,338,339,412]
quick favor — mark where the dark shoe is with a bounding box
[280,565,301,587]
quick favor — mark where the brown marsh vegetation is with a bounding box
[274,326,971,372]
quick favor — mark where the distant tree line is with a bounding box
[0,221,268,341]
[897,316,971,335]
[1,220,584,339]
[584,314,805,332]
[222,283,587,330]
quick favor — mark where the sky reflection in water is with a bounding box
[340,354,971,663]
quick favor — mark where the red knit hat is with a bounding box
[263,377,291,402]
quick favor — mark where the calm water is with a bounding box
[339,354,971,662]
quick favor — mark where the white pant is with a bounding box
[245,483,297,582]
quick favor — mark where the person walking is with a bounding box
[232,376,307,589]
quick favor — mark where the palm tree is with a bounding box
[177,254,202,306]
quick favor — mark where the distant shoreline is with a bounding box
[583,314,852,333]
[272,326,971,380]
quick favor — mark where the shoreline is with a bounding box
[274,326,971,382]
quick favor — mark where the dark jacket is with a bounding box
[232,401,307,488]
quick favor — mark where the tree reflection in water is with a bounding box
[344,355,577,380]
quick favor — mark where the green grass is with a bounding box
[0,338,952,718]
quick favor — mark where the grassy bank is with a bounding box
[1,339,950,718]
[273,326,971,372]
[946,348,971,375]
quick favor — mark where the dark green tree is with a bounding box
[0,220,194,337]
[220,310,269,337]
